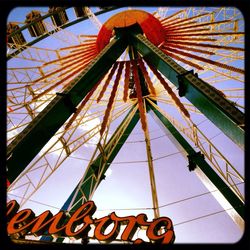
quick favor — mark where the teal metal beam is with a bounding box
[7,35,128,183]
[148,100,244,229]
[40,106,140,242]
[63,107,140,209]
[130,33,244,149]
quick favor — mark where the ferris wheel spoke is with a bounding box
[32,66,91,100]
[8,101,134,207]
[163,40,244,52]
[155,97,202,115]
[160,49,204,70]
[100,62,125,136]
[9,46,59,63]
[146,60,190,118]
[161,47,244,74]
[84,7,102,30]
[132,65,160,218]
[8,67,43,84]
[200,66,244,84]
[33,55,94,85]
[43,20,80,45]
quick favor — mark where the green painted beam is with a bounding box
[66,107,140,208]
[41,106,140,242]
[148,100,244,227]
[130,33,244,149]
[7,36,128,183]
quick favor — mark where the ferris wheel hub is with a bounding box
[96,10,166,52]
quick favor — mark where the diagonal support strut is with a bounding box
[147,99,244,230]
[130,33,244,149]
[7,35,128,183]
[41,105,140,242]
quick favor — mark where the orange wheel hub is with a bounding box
[96,10,166,52]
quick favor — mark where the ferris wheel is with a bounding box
[6,6,244,244]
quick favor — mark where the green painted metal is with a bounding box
[130,33,244,149]
[148,100,244,222]
[64,107,140,208]
[7,35,128,183]
[41,106,140,242]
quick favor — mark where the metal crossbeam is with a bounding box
[7,35,128,183]
[130,33,244,149]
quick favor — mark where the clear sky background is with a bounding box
[7,6,244,244]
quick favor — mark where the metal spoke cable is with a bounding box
[76,118,212,145]
[67,149,181,164]
[8,182,244,217]
[7,193,60,210]
[66,131,222,164]
[173,207,240,227]
[95,181,244,212]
